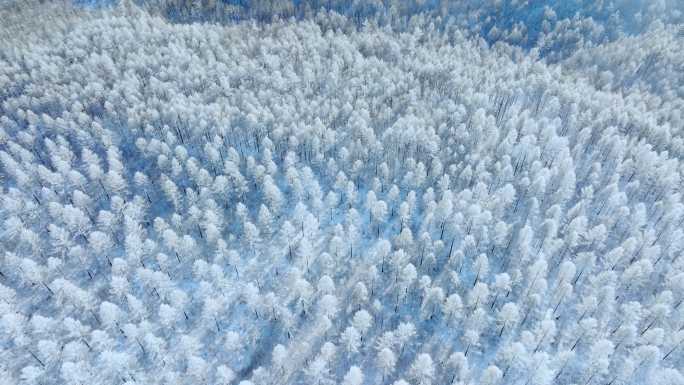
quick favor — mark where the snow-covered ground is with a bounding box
[1,2,683,385]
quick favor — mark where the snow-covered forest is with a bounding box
[1,1,684,384]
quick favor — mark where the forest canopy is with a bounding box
[1,1,683,385]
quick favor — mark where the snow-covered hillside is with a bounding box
[1,2,683,385]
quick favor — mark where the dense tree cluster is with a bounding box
[1,2,683,385]
[138,0,683,62]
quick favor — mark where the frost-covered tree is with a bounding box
[377,347,397,382]
[342,366,364,385]
[409,353,435,385]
